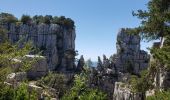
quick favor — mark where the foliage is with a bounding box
[0,13,18,24]
[133,0,170,41]
[55,16,75,29]
[0,84,15,100]
[0,12,75,29]
[147,90,170,100]
[15,82,38,100]
[43,15,52,24]
[61,74,107,100]
[129,70,153,93]
[15,83,29,100]
[150,36,170,69]
[0,27,39,99]
[33,15,44,24]
[21,15,31,24]
[37,72,66,97]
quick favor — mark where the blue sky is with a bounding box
[0,0,153,61]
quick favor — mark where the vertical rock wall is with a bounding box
[4,23,76,71]
[115,28,150,74]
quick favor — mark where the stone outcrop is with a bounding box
[2,23,76,72]
[115,28,150,74]
[25,55,48,79]
[6,72,27,83]
[76,55,85,72]
[11,55,48,79]
[89,28,150,100]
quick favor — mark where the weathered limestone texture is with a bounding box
[3,23,76,71]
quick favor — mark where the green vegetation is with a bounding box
[15,82,38,100]
[129,0,170,96]
[37,72,66,97]
[132,0,170,41]
[61,74,107,100]
[21,15,31,24]
[129,70,153,93]
[147,90,170,100]
[0,27,38,99]
[0,13,18,24]
[0,13,75,29]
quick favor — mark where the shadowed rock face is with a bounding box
[3,23,76,72]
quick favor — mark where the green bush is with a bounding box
[0,84,15,100]
[129,70,153,93]
[61,74,107,100]
[15,82,38,100]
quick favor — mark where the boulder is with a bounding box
[25,55,48,79]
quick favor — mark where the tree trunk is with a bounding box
[160,37,165,48]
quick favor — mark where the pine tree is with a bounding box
[133,0,170,44]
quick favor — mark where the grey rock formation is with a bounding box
[3,23,76,71]
[6,72,27,83]
[115,28,150,74]
[76,55,85,72]
[113,82,143,100]
[25,55,48,79]
[11,55,48,79]
[89,28,150,100]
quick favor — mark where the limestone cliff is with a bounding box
[2,22,76,71]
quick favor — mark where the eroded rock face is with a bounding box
[115,28,150,74]
[89,28,150,100]
[4,23,76,71]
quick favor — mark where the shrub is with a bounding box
[61,74,107,100]
[147,90,170,100]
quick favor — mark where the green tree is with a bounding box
[33,15,44,24]
[21,15,31,24]
[43,15,52,24]
[133,0,170,43]
[129,70,153,93]
[0,13,18,24]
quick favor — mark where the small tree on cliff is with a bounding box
[21,15,31,24]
